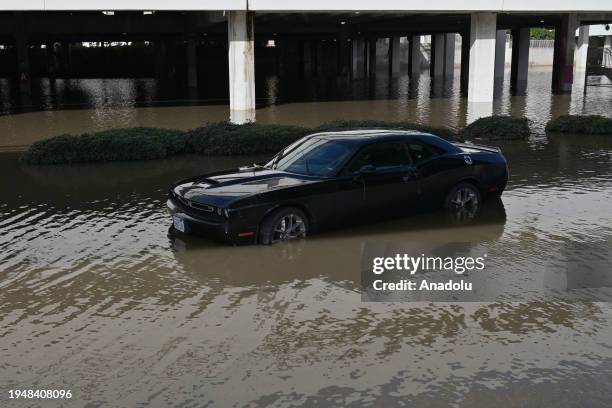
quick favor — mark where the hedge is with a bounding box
[545,115,612,135]
[460,116,530,141]
[21,117,525,165]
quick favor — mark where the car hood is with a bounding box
[173,168,318,207]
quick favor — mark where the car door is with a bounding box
[405,139,451,203]
[344,141,420,217]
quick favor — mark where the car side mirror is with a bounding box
[359,164,376,175]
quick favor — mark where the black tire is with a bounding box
[259,207,309,245]
[444,182,481,222]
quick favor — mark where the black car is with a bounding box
[167,130,508,245]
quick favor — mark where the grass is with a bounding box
[545,115,612,135]
[21,117,528,165]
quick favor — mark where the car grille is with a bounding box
[170,190,223,221]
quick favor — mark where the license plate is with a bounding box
[173,216,186,233]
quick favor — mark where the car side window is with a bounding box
[406,141,444,164]
[347,142,412,173]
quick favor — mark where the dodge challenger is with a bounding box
[167,130,508,245]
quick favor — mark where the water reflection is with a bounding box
[1,133,612,405]
[1,67,611,149]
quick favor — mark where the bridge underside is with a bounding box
[1,10,612,122]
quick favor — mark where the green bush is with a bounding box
[315,120,457,140]
[545,115,612,135]
[184,122,311,155]
[21,117,531,165]
[21,127,186,164]
[460,116,530,140]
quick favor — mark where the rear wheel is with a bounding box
[444,182,481,222]
[259,207,308,245]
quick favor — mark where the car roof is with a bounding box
[305,129,446,144]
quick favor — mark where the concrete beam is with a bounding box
[467,12,497,119]
[574,25,589,71]
[552,13,579,93]
[493,29,506,79]
[228,10,255,124]
[389,36,400,76]
[2,0,612,12]
[510,27,529,95]
[443,33,455,77]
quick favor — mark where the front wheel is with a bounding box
[259,207,308,245]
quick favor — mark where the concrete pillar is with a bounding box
[303,41,314,77]
[351,38,366,78]
[338,29,350,76]
[155,40,167,79]
[467,12,497,119]
[228,11,255,124]
[368,38,377,77]
[494,30,506,79]
[510,28,530,95]
[552,14,579,94]
[62,42,73,78]
[460,31,470,94]
[431,33,445,78]
[186,37,198,90]
[409,35,422,77]
[444,33,455,77]
[575,25,589,72]
[14,12,30,94]
[389,36,401,76]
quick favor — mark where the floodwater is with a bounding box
[1,131,612,406]
[0,67,611,150]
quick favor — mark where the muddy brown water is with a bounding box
[1,67,611,150]
[1,132,612,406]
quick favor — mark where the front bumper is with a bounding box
[166,198,258,245]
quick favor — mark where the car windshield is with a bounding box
[267,137,355,177]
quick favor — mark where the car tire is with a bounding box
[259,207,309,245]
[444,182,481,221]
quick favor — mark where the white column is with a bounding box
[389,36,401,76]
[228,11,255,124]
[575,25,590,72]
[494,29,506,79]
[410,35,422,76]
[467,12,497,120]
[432,33,445,78]
[444,33,455,77]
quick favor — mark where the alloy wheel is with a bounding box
[271,213,307,243]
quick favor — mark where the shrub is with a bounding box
[21,117,533,165]
[184,122,311,155]
[21,127,186,164]
[316,120,457,140]
[545,115,612,135]
[460,116,530,140]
